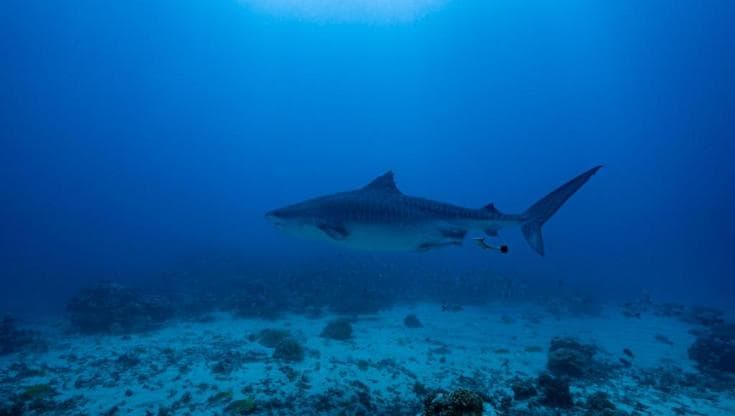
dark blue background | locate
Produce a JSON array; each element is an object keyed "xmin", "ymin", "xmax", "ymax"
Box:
[{"xmin": 2, "ymin": 0, "xmax": 734, "ymax": 314}]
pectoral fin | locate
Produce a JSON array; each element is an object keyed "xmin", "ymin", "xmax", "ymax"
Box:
[{"xmin": 318, "ymin": 222, "xmax": 350, "ymax": 240}]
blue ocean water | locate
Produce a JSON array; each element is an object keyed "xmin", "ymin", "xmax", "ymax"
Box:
[{"xmin": 1, "ymin": 1, "xmax": 734, "ymax": 415}]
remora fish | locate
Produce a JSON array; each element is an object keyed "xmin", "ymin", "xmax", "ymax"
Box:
[{"xmin": 265, "ymin": 166, "xmax": 601, "ymax": 255}]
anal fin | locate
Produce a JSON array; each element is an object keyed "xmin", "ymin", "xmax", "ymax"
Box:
[{"xmin": 417, "ymin": 241, "xmax": 463, "ymax": 252}]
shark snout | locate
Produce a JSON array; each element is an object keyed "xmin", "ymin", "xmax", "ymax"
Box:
[{"xmin": 265, "ymin": 209, "xmax": 286, "ymax": 227}]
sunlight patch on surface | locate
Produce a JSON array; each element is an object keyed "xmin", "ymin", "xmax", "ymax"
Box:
[{"xmin": 239, "ymin": 0, "xmax": 449, "ymax": 23}]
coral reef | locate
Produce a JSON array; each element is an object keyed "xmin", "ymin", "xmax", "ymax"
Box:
[
  {"xmin": 207, "ymin": 390, "xmax": 233, "ymax": 405},
  {"xmin": 0, "ymin": 316, "xmax": 39, "ymax": 355},
  {"xmin": 547, "ymin": 337, "xmax": 599, "ymax": 379},
  {"xmin": 0, "ymin": 383, "xmax": 84, "ymax": 416},
  {"xmin": 307, "ymin": 381, "xmax": 378, "ymax": 415},
  {"xmin": 688, "ymin": 323, "xmax": 735, "ymax": 375},
  {"xmin": 584, "ymin": 392, "xmax": 624, "ymax": 416},
  {"xmin": 537, "ymin": 373, "xmax": 573, "ymax": 408},
  {"xmin": 211, "ymin": 350, "xmax": 245, "ymax": 375},
  {"xmin": 2, "ymin": 300, "xmax": 735, "ymax": 415},
  {"xmin": 273, "ymin": 338, "xmax": 305, "ymax": 362},
  {"xmin": 225, "ymin": 397, "xmax": 256, "ymax": 415},
  {"xmin": 404, "ymin": 314, "xmax": 423, "ymax": 328},
  {"xmin": 682, "ymin": 306, "xmax": 725, "ymax": 327},
  {"xmin": 320, "ymin": 318, "xmax": 353, "ymax": 340},
  {"xmin": 66, "ymin": 282, "xmax": 173, "ymax": 333},
  {"xmin": 511, "ymin": 377, "xmax": 537, "ymax": 401},
  {"xmin": 651, "ymin": 301, "xmax": 685, "ymax": 319},
  {"xmin": 423, "ymin": 388, "xmax": 484, "ymax": 416},
  {"xmin": 252, "ymin": 329, "xmax": 291, "ymax": 348},
  {"xmin": 124, "ymin": 254, "xmax": 558, "ymax": 319},
  {"xmin": 116, "ymin": 351, "xmax": 142, "ymax": 371},
  {"xmin": 649, "ymin": 301, "xmax": 725, "ymax": 329},
  {"xmin": 21, "ymin": 384, "xmax": 57, "ymax": 401}
]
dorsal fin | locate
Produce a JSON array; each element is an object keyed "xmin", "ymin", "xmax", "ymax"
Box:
[{"xmin": 362, "ymin": 171, "xmax": 401, "ymax": 193}]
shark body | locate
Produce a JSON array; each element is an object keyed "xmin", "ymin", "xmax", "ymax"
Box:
[{"xmin": 265, "ymin": 166, "xmax": 601, "ymax": 255}]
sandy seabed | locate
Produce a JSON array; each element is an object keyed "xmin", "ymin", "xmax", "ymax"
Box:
[{"xmin": 2, "ymin": 303, "xmax": 734, "ymax": 415}]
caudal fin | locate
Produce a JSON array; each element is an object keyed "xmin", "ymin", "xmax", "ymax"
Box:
[{"xmin": 521, "ymin": 166, "xmax": 602, "ymax": 256}]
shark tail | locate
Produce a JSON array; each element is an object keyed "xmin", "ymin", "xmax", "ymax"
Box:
[{"xmin": 521, "ymin": 166, "xmax": 603, "ymax": 256}]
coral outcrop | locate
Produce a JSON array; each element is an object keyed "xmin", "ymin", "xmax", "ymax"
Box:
[
  {"xmin": 253, "ymin": 329, "xmax": 291, "ymax": 348},
  {"xmin": 404, "ymin": 314, "xmax": 423, "ymax": 328},
  {"xmin": 511, "ymin": 377, "xmax": 537, "ymax": 401},
  {"xmin": 273, "ymin": 338, "xmax": 305, "ymax": 362},
  {"xmin": 688, "ymin": 323, "xmax": 735, "ymax": 375},
  {"xmin": 547, "ymin": 337, "xmax": 599, "ymax": 379},
  {"xmin": 584, "ymin": 391, "xmax": 625, "ymax": 416},
  {"xmin": 537, "ymin": 373, "xmax": 573, "ymax": 408},
  {"xmin": 320, "ymin": 319, "xmax": 353, "ymax": 341},
  {"xmin": 423, "ymin": 388, "xmax": 484, "ymax": 416}
]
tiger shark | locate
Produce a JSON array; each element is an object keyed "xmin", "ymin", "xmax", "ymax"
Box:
[{"xmin": 265, "ymin": 166, "xmax": 601, "ymax": 255}]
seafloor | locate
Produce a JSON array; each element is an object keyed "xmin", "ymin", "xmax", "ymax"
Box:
[{"xmin": 1, "ymin": 301, "xmax": 734, "ymax": 415}]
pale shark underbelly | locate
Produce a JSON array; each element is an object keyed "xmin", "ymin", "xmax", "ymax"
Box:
[{"xmin": 330, "ymin": 221, "xmax": 477, "ymax": 251}]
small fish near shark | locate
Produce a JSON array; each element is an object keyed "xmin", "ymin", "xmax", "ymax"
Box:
[{"xmin": 266, "ymin": 166, "xmax": 602, "ymax": 255}]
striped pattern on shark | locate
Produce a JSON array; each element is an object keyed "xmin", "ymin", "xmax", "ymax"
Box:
[{"xmin": 266, "ymin": 166, "xmax": 602, "ymax": 255}]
